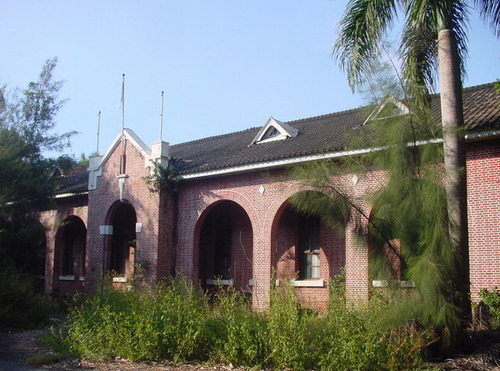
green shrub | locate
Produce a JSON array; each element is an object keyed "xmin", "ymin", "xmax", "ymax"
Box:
[
  {"xmin": 0, "ymin": 259, "xmax": 53, "ymax": 330},
  {"xmin": 480, "ymin": 288, "xmax": 500, "ymax": 328},
  {"xmin": 65, "ymin": 277, "xmax": 211, "ymax": 361},
  {"xmin": 266, "ymin": 283, "xmax": 313, "ymax": 370},
  {"xmin": 210, "ymin": 287, "xmax": 268, "ymax": 367},
  {"xmin": 54, "ymin": 275, "xmax": 430, "ymax": 370}
]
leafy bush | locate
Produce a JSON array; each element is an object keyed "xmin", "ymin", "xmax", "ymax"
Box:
[
  {"xmin": 0, "ymin": 258, "xmax": 53, "ymax": 330},
  {"xmin": 210, "ymin": 287, "xmax": 268, "ymax": 367},
  {"xmin": 266, "ymin": 283, "xmax": 312, "ymax": 370},
  {"xmin": 65, "ymin": 277, "xmax": 211, "ymax": 361},
  {"xmin": 54, "ymin": 276, "xmax": 430, "ymax": 370},
  {"xmin": 480, "ymin": 288, "xmax": 500, "ymax": 328}
]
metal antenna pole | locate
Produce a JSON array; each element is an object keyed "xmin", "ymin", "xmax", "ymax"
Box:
[
  {"xmin": 160, "ymin": 91, "xmax": 164, "ymax": 142},
  {"xmin": 96, "ymin": 111, "xmax": 101, "ymax": 154}
]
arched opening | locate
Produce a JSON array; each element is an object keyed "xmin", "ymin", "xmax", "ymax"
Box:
[
  {"xmin": 197, "ymin": 200, "xmax": 253, "ymax": 292},
  {"xmin": 106, "ymin": 201, "xmax": 137, "ymax": 279},
  {"xmin": 56, "ymin": 216, "xmax": 87, "ymax": 279},
  {"xmin": 271, "ymin": 191, "xmax": 345, "ymax": 309}
]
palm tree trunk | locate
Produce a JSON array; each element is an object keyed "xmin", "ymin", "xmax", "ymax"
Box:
[{"xmin": 438, "ymin": 29, "xmax": 471, "ymax": 323}]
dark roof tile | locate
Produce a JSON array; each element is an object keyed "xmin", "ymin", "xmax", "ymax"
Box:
[{"xmin": 171, "ymin": 82, "xmax": 499, "ymax": 175}]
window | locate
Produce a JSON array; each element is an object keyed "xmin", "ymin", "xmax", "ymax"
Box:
[
  {"xmin": 262, "ymin": 126, "xmax": 279, "ymax": 140},
  {"xmin": 60, "ymin": 218, "xmax": 86, "ymax": 278},
  {"xmin": 214, "ymin": 216, "xmax": 232, "ymax": 279},
  {"xmin": 298, "ymin": 215, "xmax": 320, "ymax": 279},
  {"xmin": 111, "ymin": 228, "xmax": 134, "ymax": 275}
]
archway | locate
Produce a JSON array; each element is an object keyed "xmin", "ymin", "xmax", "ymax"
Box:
[
  {"xmin": 106, "ymin": 201, "xmax": 137, "ymax": 279},
  {"xmin": 56, "ymin": 216, "xmax": 87, "ymax": 279},
  {"xmin": 271, "ymin": 191, "xmax": 345, "ymax": 309},
  {"xmin": 197, "ymin": 200, "xmax": 253, "ymax": 292}
]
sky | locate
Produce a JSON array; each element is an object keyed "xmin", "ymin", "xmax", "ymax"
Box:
[{"xmin": 1, "ymin": 1, "xmax": 499, "ymax": 159}]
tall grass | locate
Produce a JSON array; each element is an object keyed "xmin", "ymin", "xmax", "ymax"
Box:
[{"xmin": 53, "ymin": 277, "xmax": 431, "ymax": 370}]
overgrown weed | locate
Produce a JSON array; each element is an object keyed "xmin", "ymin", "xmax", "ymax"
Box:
[{"xmin": 51, "ymin": 275, "xmax": 431, "ymax": 370}]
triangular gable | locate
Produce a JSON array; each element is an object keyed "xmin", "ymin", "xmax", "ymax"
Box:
[
  {"xmin": 250, "ymin": 117, "xmax": 299, "ymax": 145},
  {"xmin": 363, "ymin": 96, "xmax": 410, "ymax": 125},
  {"xmin": 87, "ymin": 128, "xmax": 154, "ymax": 190},
  {"xmin": 95, "ymin": 128, "xmax": 152, "ymax": 170}
]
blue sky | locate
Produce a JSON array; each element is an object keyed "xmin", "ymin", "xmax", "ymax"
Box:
[{"xmin": 1, "ymin": 1, "xmax": 499, "ymax": 159}]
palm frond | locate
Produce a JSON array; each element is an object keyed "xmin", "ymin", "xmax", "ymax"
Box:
[
  {"xmin": 475, "ymin": 0, "xmax": 500, "ymax": 37},
  {"xmin": 334, "ymin": 0, "xmax": 399, "ymax": 91},
  {"xmin": 402, "ymin": 0, "xmax": 469, "ymax": 89}
]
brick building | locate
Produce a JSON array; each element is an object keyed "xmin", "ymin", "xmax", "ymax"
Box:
[{"xmin": 41, "ymin": 82, "xmax": 500, "ymax": 309}]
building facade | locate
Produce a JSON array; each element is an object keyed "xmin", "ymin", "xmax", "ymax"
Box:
[{"xmin": 41, "ymin": 83, "xmax": 500, "ymax": 309}]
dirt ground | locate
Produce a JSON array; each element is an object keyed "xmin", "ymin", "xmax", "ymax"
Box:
[{"xmin": 0, "ymin": 328, "xmax": 499, "ymax": 371}]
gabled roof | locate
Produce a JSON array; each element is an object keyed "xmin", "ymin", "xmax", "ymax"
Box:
[
  {"xmin": 54, "ymin": 82, "xmax": 499, "ymax": 191},
  {"xmin": 54, "ymin": 163, "xmax": 89, "ymax": 196},
  {"xmin": 170, "ymin": 82, "xmax": 499, "ymax": 177}
]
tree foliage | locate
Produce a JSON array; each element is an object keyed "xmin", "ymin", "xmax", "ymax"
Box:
[
  {"xmin": 333, "ymin": 0, "xmax": 498, "ymax": 94},
  {"xmin": 0, "ymin": 58, "xmax": 74, "ymax": 277},
  {"xmin": 289, "ymin": 78, "xmax": 465, "ymax": 343}
]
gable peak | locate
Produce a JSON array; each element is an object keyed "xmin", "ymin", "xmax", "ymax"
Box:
[
  {"xmin": 363, "ymin": 95, "xmax": 410, "ymax": 125},
  {"xmin": 250, "ymin": 117, "xmax": 299, "ymax": 145}
]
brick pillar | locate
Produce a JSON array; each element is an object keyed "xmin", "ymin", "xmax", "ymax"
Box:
[
  {"xmin": 345, "ymin": 217, "xmax": 369, "ymax": 303},
  {"xmin": 252, "ymin": 223, "xmax": 271, "ymax": 310}
]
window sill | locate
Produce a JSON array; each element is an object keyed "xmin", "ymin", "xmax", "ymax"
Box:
[
  {"xmin": 290, "ymin": 279, "xmax": 325, "ymax": 287},
  {"xmin": 206, "ymin": 278, "xmax": 233, "ymax": 286},
  {"xmin": 372, "ymin": 280, "xmax": 415, "ymax": 288},
  {"xmin": 112, "ymin": 277, "xmax": 127, "ymax": 283},
  {"xmin": 59, "ymin": 275, "xmax": 75, "ymax": 281}
]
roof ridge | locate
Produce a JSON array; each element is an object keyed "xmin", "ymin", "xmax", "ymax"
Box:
[
  {"xmin": 171, "ymin": 82, "xmax": 496, "ymax": 148},
  {"xmin": 285, "ymin": 106, "xmax": 366, "ymax": 125},
  {"xmin": 171, "ymin": 126, "xmax": 259, "ymax": 147},
  {"xmin": 462, "ymin": 81, "xmax": 496, "ymax": 92}
]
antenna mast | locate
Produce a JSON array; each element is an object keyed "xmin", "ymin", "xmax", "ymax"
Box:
[
  {"xmin": 120, "ymin": 73, "xmax": 125, "ymax": 134},
  {"xmin": 96, "ymin": 111, "xmax": 101, "ymax": 154},
  {"xmin": 160, "ymin": 91, "xmax": 164, "ymax": 141}
]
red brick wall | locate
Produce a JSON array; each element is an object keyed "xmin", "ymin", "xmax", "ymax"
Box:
[
  {"xmin": 86, "ymin": 137, "xmax": 162, "ymax": 288},
  {"xmin": 40, "ymin": 195, "xmax": 88, "ymax": 296},
  {"xmin": 176, "ymin": 168, "xmax": 383, "ymax": 308},
  {"xmin": 466, "ymin": 138, "xmax": 500, "ymax": 300},
  {"xmin": 43, "ymin": 135, "xmax": 500, "ymax": 309}
]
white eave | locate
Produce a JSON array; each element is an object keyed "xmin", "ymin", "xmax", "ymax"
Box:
[
  {"xmin": 181, "ymin": 127, "xmax": 499, "ymax": 181},
  {"xmin": 465, "ymin": 129, "xmax": 500, "ymax": 141},
  {"xmin": 53, "ymin": 191, "xmax": 89, "ymax": 199},
  {"xmin": 180, "ymin": 138, "xmax": 445, "ymax": 180}
]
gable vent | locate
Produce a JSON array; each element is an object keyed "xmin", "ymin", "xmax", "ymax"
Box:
[{"xmin": 250, "ymin": 117, "xmax": 299, "ymax": 145}]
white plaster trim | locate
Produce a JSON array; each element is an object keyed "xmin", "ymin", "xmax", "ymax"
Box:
[
  {"xmin": 53, "ymin": 191, "xmax": 88, "ymax": 199},
  {"xmin": 59, "ymin": 275, "xmax": 75, "ymax": 281},
  {"xmin": 100, "ymin": 225, "xmax": 113, "ymax": 235},
  {"xmin": 250, "ymin": 117, "xmax": 299, "ymax": 145},
  {"xmin": 206, "ymin": 278, "xmax": 233, "ymax": 286},
  {"xmin": 290, "ymin": 279, "xmax": 325, "ymax": 287},
  {"xmin": 363, "ymin": 96, "xmax": 410, "ymax": 125},
  {"xmin": 465, "ymin": 130, "xmax": 500, "ymax": 141},
  {"xmin": 89, "ymin": 128, "xmax": 152, "ymax": 176},
  {"xmin": 112, "ymin": 277, "xmax": 127, "ymax": 283},
  {"xmin": 372, "ymin": 280, "xmax": 415, "ymax": 288}
]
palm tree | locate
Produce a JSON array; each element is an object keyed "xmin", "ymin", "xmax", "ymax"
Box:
[{"xmin": 334, "ymin": 1, "xmax": 499, "ymax": 329}]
